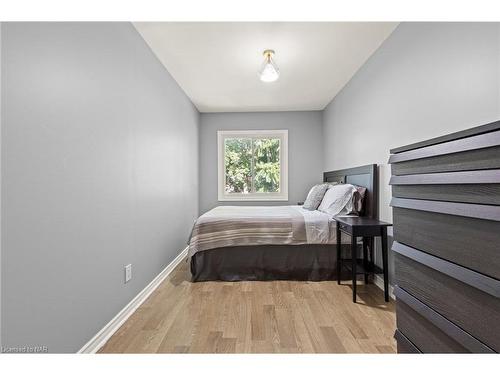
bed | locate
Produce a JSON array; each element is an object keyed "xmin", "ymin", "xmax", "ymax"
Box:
[{"xmin": 189, "ymin": 164, "xmax": 378, "ymax": 281}]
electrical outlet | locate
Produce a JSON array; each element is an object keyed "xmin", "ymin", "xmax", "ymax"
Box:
[{"xmin": 125, "ymin": 264, "xmax": 132, "ymax": 283}]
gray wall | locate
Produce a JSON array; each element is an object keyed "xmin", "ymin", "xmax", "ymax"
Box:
[
  {"xmin": 323, "ymin": 22, "xmax": 500, "ymax": 282},
  {"xmin": 1, "ymin": 23, "xmax": 199, "ymax": 353},
  {"xmin": 0, "ymin": 22, "xmax": 3, "ymax": 350},
  {"xmin": 2, "ymin": 21, "xmax": 499, "ymax": 351},
  {"xmin": 199, "ymin": 111, "xmax": 323, "ymax": 214}
]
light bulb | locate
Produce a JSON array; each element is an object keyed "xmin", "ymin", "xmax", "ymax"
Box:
[{"xmin": 259, "ymin": 50, "xmax": 279, "ymax": 82}]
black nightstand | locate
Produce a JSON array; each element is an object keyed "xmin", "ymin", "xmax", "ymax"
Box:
[{"xmin": 335, "ymin": 216, "xmax": 392, "ymax": 303}]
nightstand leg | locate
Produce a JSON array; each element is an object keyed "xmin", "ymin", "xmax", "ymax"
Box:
[
  {"xmin": 362, "ymin": 237, "xmax": 369, "ymax": 284},
  {"xmin": 381, "ymin": 227, "xmax": 389, "ymax": 302},
  {"xmin": 351, "ymin": 235, "xmax": 357, "ymax": 303},
  {"xmin": 336, "ymin": 222, "xmax": 341, "ymax": 285},
  {"xmin": 369, "ymin": 237, "xmax": 374, "ymax": 267}
]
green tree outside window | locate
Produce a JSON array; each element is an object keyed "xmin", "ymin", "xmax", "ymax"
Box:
[{"xmin": 224, "ymin": 137, "xmax": 280, "ymax": 194}]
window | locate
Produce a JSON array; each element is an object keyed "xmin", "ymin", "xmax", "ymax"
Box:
[{"xmin": 218, "ymin": 130, "xmax": 288, "ymax": 201}]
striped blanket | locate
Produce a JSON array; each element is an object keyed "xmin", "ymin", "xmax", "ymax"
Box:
[{"xmin": 188, "ymin": 205, "xmax": 337, "ymax": 257}]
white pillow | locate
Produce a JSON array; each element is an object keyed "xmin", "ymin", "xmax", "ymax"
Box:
[{"xmin": 318, "ymin": 184, "xmax": 358, "ymax": 216}]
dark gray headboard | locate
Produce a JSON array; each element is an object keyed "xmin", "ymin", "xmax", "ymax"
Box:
[{"xmin": 323, "ymin": 164, "xmax": 378, "ymax": 219}]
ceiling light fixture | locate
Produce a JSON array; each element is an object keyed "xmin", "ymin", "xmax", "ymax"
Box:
[{"xmin": 259, "ymin": 49, "xmax": 280, "ymax": 83}]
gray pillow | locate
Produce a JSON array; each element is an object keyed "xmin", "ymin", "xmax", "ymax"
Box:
[{"xmin": 303, "ymin": 184, "xmax": 330, "ymax": 210}]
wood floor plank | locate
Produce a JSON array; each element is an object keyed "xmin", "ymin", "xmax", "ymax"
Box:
[
  {"xmin": 294, "ymin": 297, "xmax": 339, "ymax": 353},
  {"xmin": 320, "ymin": 326, "xmax": 347, "ymax": 353},
  {"xmin": 262, "ymin": 305, "xmax": 281, "ymax": 352},
  {"xmin": 376, "ymin": 345, "xmax": 394, "ymax": 354},
  {"xmin": 234, "ymin": 290, "xmax": 252, "ymax": 352},
  {"xmin": 274, "ymin": 306, "xmax": 299, "ymax": 350},
  {"xmin": 250, "ymin": 291, "xmax": 265, "ymax": 341},
  {"xmin": 98, "ymin": 258, "xmax": 396, "ymax": 354}
]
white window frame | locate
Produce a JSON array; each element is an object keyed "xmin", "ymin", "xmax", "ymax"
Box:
[{"xmin": 217, "ymin": 129, "xmax": 288, "ymax": 201}]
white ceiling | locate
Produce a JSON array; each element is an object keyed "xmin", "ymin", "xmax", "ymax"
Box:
[{"xmin": 133, "ymin": 22, "xmax": 398, "ymax": 113}]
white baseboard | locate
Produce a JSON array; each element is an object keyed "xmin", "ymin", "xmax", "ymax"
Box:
[
  {"xmin": 78, "ymin": 246, "xmax": 188, "ymax": 353},
  {"xmin": 372, "ymin": 274, "xmax": 396, "ymax": 301}
]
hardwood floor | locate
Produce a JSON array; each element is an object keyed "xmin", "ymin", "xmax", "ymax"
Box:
[{"xmin": 98, "ymin": 259, "xmax": 396, "ymax": 353}]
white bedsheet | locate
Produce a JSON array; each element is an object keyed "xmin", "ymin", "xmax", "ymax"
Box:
[
  {"xmin": 290, "ymin": 205, "xmax": 332, "ymax": 243},
  {"xmin": 290, "ymin": 205, "xmax": 353, "ymax": 244},
  {"xmin": 188, "ymin": 205, "xmax": 352, "ymax": 256}
]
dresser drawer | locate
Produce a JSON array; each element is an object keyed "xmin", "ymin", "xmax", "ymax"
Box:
[
  {"xmin": 389, "ymin": 129, "xmax": 500, "ymax": 176},
  {"xmin": 392, "ymin": 204, "xmax": 500, "ymax": 279},
  {"xmin": 390, "ymin": 169, "xmax": 500, "ymax": 205},
  {"xmin": 391, "ymin": 146, "xmax": 500, "ymax": 175},
  {"xmin": 392, "ymin": 184, "xmax": 500, "ymax": 205},
  {"xmin": 395, "ymin": 287, "xmax": 494, "ymax": 353},
  {"xmin": 394, "ymin": 248, "xmax": 500, "ymax": 351},
  {"xmin": 394, "ymin": 330, "xmax": 421, "ymax": 354}
]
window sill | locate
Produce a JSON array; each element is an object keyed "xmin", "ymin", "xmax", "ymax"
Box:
[{"xmin": 218, "ymin": 195, "xmax": 289, "ymax": 202}]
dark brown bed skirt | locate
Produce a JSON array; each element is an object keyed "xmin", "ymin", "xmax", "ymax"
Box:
[{"xmin": 190, "ymin": 244, "xmax": 353, "ymax": 282}]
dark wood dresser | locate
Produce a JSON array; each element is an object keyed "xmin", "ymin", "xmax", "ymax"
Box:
[{"xmin": 388, "ymin": 120, "xmax": 500, "ymax": 354}]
